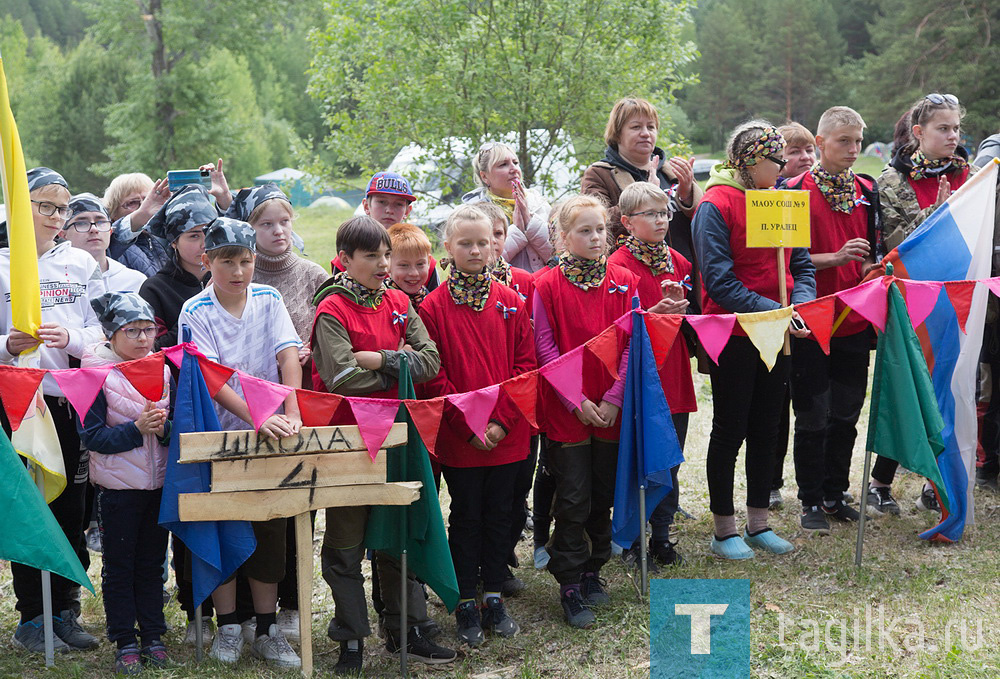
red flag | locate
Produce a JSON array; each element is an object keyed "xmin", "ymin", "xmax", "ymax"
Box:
[
  {"xmin": 944, "ymin": 280, "xmax": 976, "ymax": 334},
  {"xmin": 404, "ymin": 398, "xmax": 445, "ymax": 456},
  {"xmin": 796, "ymin": 297, "xmax": 835, "ymax": 354},
  {"xmin": 118, "ymin": 352, "xmax": 167, "ymax": 402},
  {"xmin": 295, "ymin": 389, "xmax": 343, "ymax": 427},
  {"xmin": 643, "ymin": 313, "xmax": 682, "ymax": 368},
  {"xmin": 500, "ymin": 372, "xmax": 539, "ymax": 429},
  {"xmin": 197, "ymin": 357, "xmax": 235, "ymax": 397},
  {"xmin": 586, "ymin": 326, "xmax": 620, "ymax": 379},
  {"xmin": 0, "ymin": 365, "xmax": 45, "ymax": 430}
]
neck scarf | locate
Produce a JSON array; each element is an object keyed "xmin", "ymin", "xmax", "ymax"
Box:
[
  {"xmin": 624, "ymin": 235, "xmax": 673, "ymax": 275},
  {"xmin": 559, "ymin": 252, "xmax": 607, "ymax": 290},
  {"xmin": 386, "ymin": 278, "xmax": 428, "ymax": 310},
  {"xmin": 811, "ymin": 164, "xmax": 858, "ymax": 214},
  {"xmin": 491, "ymin": 257, "xmax": 513, "ymax": 285},
  {"xmin": 488, "ymin": 192, "xmax": 516, "ymax": 223},
  {"xmin": 910, "ymin": 150, "xmax": 969, "ymax": 181},
  {"xmin": 447, "ymin": 266, "xmax": 492, "ymax": 311},
  {"xmin": 334, "ymin": 271, "xmax": 384, "ymax": 308}
]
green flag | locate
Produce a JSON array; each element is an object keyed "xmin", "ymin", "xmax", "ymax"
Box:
[
  {"xmin": 0, "ymin": 427, "xmax": 94, "ymax": 593},
  {"xmin": 865, "ymin": 280, "xmax": 949, "ymax": 512},
  {"xmin": 365, "ymin": 359, "xmax": 459, "ymax": 612}
]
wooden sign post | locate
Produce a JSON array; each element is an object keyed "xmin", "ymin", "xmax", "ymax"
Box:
[
  {"xmin": 177, "ymin": 423, "xmax": 418, "ymax": 677},
  {"xmin": 746, "ymin": 189, "xmax": 811, "ymax": 353}
]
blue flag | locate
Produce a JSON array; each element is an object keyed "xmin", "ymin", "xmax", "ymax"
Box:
[
  {"xmin": 158, "ymin": 329, "xmax": 256, "ymax": 607},
  {"xmin": 612, "ymin": 312, "xmax": 684, "ymax": 548}
]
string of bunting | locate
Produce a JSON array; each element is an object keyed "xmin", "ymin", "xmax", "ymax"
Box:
[{"xmin": 0, "ymin": 274, "xmax": 994, "ymax": 459}]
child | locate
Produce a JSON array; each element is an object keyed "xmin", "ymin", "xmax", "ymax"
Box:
[
  {"xmin": 177, "ymin": 217, "xmax": 303, "ymax": 669},
  {"xmin": 418, "ymin": 204, "xmax": 537, "ymax": 646},
  {"xmin": 533, "ymin": 194, "xmax": 639, "ymax": 629},
  {"xmin": 608, "ymin": 181, "xmax": 695, "ymax": 566},
  {"xmin": 78, "ymin": 293, "xmax": 172, "ymax": 674},
  {"xmin": 310, "ymin": 216, "xmax": 455, "ymax": 674},
  {"xmin": 387, "ymin": 222, "xmax": 434, "ymax": 311},
  {"xmin": 692, "ymin": 122, "xmax": 815, "ymax": 560},
  {"xmin": 62, "ymin": 194, "xmax": 147, "ymax": 293},
  {"xmin": 1, "ymin": 167, "xmax": 104, "ymax": 654}
]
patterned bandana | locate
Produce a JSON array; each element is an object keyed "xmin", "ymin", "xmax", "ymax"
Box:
[
  {"xmin": 909, "ymin": 150, "xmax": 969, "ymax": 181},
  {"xmin": 728, "ymin": 126, "xmax": 786, "ymax": 168},
  {"xmin": 488, "ymin": 192, "xmax": 516, "ymax": 223},
  {"xmin": 333, "ymin": 271, "xmax": 384, "ymax": 308},
  {"xmin": 148, "ymin": 184, "xmax": 218, "ymax": 243},
  {"xmin": 91, "ymin": 292, "xmax": 156, "ymax": 338},
  {"xmin": 386, "ymin": 277, "xmax": 428, "ymax": 310},
  {"xmin": 447, "ymin": 266, "xmax": 492, "ymax": 311},
  {"xmin": 204, "ymin": 217, "xmax": 256, "ymax": 253},
  {"xmin": 491, "ymin": 257, "xmax": 512, "ymax": 285},
  {"xmin": 67, "ymin": 193, "xmax": 110, "ymax": 221},
  {"xmin": 811, "ymin": 164, "xmax": 858, "ymax": 214},
  {"xmin": 224, "ymin": 183, "xmax": 290, "ymax": 222},
  {"xmin": 559, "ymin": 252, "xmax": 607, "ymax": 290},
  {"xmin": 27, "ymin": 167, "xmax": 68, "ymax": 192},
  {"xmin": 624, "ymin": 235, "xmax": 673, "ymax": 275}
]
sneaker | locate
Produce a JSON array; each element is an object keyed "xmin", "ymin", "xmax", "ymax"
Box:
[
  {"xmin": 533, "ymin": 545, "xmax": 550, "ymax": 569},
  {"xmin": 12, "ymin": 615, "xmax": 72, "ymax": 654},
  {"xmin": 709, "ymin": 534, "xmax": 754, "ymax": 560},
  {"xmin": 867, "ymin": 486, "xmax": 900, "ymax": 516},
  {"xmin": 141, "ymin": 642, "xmax": 170, "ymax": 668},
  {"xmin": 85, "ymin": 526, "xmax": 103, "ymax": 553},
  {"xmin": 481, "ymin": 597, "xmax": 519, "ymax": 638},
  {"xmin": 916, "ymin": 487, "xmax": 941, "ymax": 513},
  {"xmin": 649, "ymin": 538, "xmax": 684, "ymax": 566},
  {"xmin": 744, "ymin": 528, "xmax": 795, "ymax": 555},
  {"xmin": 251, "ymin": 624, "xmax": 301, "ymax": 669},
  {"xmin": 455, "ymin": 600, "xmax": 484, "ymax": 647},
  {"xmin": 334, "ymin": 639, "xmax": 364, "ymax": 676},
  {"xmin": 500, "ymin": 575, "xmax": 526, "ymax": 597},
  {"xmin": 580, "ymin": 572, "xmax": 609, "ymax": 606},
  {"xmin": 822, "ymin": 499, "xmax": 861, "ymax": 522},
  {"xmin": 843, "ymin": 490, "xmax": 855, "ymax": 504},
  {"xmin": 276, "ymin": 609, "xmax": 299, "ymax": 642},
  {"xmin": 800, "ymin": 506, "xmax": 831, "ymax": 535},
  {"xmin": 240, "ymin": 616, "xmax": 256, "ymax": 645},
  {"xmin": 975, "ymin": 469, "xmax": 999, "ymax": 493},
  {"xmin": 184, "ymin": 618, "xmax": 214, "ymax": 646},
  {"xmin": 768, "ymin": 489, "xmax": 783, "ymax": 510},
  {"xmin": 418, "ymin": 619, "xmax": 442, "ymax": 640},
  {"xmin": 53, "ymin": 610, "xmax": 99, "ymax": 649},
  {"xmin": 621, "ymin": 543, "xmax": 660, "ymax": 575},
  {"xmin": 208, "ymin": 623, "xmax": 244, "ymax": 664},
  {"xmin": 115, "ymin": 644, "xmax": 143, "ymax": 675},
  {"xmin": 560, "ymin": 588, "xmax": 596, "ymax": 629},
  {"xmin": 385, "ymin": 625, "xmax": 456, "ymax": 664}
]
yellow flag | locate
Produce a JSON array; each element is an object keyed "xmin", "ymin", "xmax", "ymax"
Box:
[
  {"xmin": 12, "ymin": 387, "xmax": 66, "ymax": 503},
  {"xmin": 736, "ymin": 307, "xmax": 794, "ymax": 371}
]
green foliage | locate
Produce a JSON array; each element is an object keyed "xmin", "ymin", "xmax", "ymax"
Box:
[{"xmin": 1, "ymin": 0, "xmax": 89, "ymax": 44}]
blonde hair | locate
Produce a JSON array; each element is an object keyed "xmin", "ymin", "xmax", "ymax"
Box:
[
  {"xmin": 618, "ymin": 182, "xmax": 669, "ymax": 218},
  {"xmin": 816, "ymin": 106, "xmax": 866, "ymax": 137},
  {"xmin": 605, "ymin": 97, "xmax": 660, "ymax": 147},
  {"xmin": 556, "ymin": 194, "xmax": 607, "ymax": 234},
  {"xmin": 103, "ymin": 173, "xmax": 154, "ymax": 218},
  {"xmin": 442, "ymin": 204, "xmax": 492, "ymax": 242},
  {"xmin": 777, "ymin": 122, "xmax": 815, "ymax": 149},
  {"xmin": 388, "ymin": 222, "xmax": 432, "ymax": 259},
  {"xmin": 247, "ymin": 197, "xmax": 295, "ymax": 226},
  {"xmin": 472, "ymin": 142, "xmax": 517, "ymax": 187},
  {"xmin": 471, "ymin": 202, "xmax": 509, "ymax": 234}
]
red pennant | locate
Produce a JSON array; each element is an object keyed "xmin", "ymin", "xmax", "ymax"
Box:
[
  {"xmin": 586, "ymin": 327, "xmax": 620, "ymax": 379},
  {"xmin": 944, "ymin": 281, "xmax": 977, "ymax": 334},
  {"xmin": 404, "ymin": 398, "xmax": 445, "ymax": 457},
  {"xmin": 500, "ymin": 372, "xmax": 539, "ymax": 429},
  {"xmin": 0, "ymin": 366, "xmax": 46, "ymax": 431},
  {"xmin": 347, "ymin": 397, "xmax": 401, "ymax": 460},
  {"xmin": 295, "ymin": 389, "xmax": 343, "ymax": 427},
  {"xmin": 795, "ymin": 297, "xmax": 835, "ymax": 354},
  {"xmin": 447, "ymin": 385, "xmax": 500, "ymax": 445},
  {"xmin": 643, "ymin": 313, "xmax": 682, "ymax": 367},
  {"xmin": 197, "ymin": 357, "xmax": 235, "ymax": 397},
  {"xmin": 118, "ymin": 352, "xmax": 167, "ymax": 402}
]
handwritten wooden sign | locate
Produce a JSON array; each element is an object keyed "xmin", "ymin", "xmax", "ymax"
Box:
[{"xmin": 745, "ymin": 189, "xmax": 811, "ymax": 248}]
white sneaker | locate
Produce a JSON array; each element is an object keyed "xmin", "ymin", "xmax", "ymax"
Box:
[
  {"xmin": 209, "ymin": 623, "xmax": 244, "ymax": 664},
  {"xmin": 240, "ymin": 616, "xmax": 256, "ymax": 645},
  {"xmin": 251, "ymin": 624, "xmax": 301, "ymax": 668},
  {"xmin": 184, "ymin": 618, "xmax": 214, "ymax": 646},
  {"xmin": 276, "ymin": 609, "xmax": 300, "ymax": 642}
]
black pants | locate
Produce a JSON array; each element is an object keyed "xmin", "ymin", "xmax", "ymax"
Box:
[
  {"xmin": 507, "ymin": 438, "xmax": 538, "ymax": 558},
  {"xmin": 979, "ymin": 314, "xmax": 1000, "ymax": 476},
  {"xmin": 8, "ymin": 396, "xmax": 89, "ymax": 622},
  {"xmin": 97, "ymin": 486, "xmax": 169, "ymax": 646},
  {"xmin": 706, "ymin": 336, "xmax": 789, "ymax": 516},
  {"xmin": 770, "ymin": 388, "xmax": 792, "ymax": 490},
  {"xmin": 532, "ymin": 436, "xmax": 558, "ymax": 547},
  {"xmin": 790, "ymin": 333, "xmax": 871, "ymax": 506},
  {"xmin": 547, "ymin": 438, "xmax": 618, "ymax": 585},
  {"xmin": 646, "ymin": 413, "xmax": 688, "ymax": 542},
  {"xmin": 442, "ymin": 461, "xmax": 519, "ymax": 599}
]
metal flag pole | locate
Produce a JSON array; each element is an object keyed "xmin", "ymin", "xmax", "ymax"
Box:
[
  {"xmin": 35, "ymin": 469, "xmax": 55, "ymax": 667},
  {"xmin": 194, "ymin": 604, "xmax": 203, "ymax": 662},
  {"xmin": 399, "ymin": 355, "xmax": 409, "ymax": 678},
  {"xmin": 638, "ymin": 485, "xmax": 648, "ymax": 596},
  {"xmin": 855, "ymin": 448, "xmax": 874, "ymax": 567}
]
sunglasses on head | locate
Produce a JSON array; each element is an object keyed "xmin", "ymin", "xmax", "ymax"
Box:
[{"xmin": 924, "ymin": 93, "xmax": 958, "ymax": 106}]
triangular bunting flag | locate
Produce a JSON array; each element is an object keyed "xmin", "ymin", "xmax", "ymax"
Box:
[
  {"xmin": 0, "ymin": 365, "xmax": 45, "ymax": 431},
  {"xmin": 447, "ymin": 385, "xmax": 500, "ymax": 445},
  {"xmin": 404, "ymin": 398, "xmax": 445, "ymax": 456},
  {"xmin": 983, "ymin": 277, "xmax": 1000, "ymax": 303},
  {"xmin": 614, "ymin": 310, "xmax": 636, "ymax": 333},
  {"xmin": 736, "ymin": 307, "xmax": 794, "ymax": 371},
  {"xmin": 836, "ymin": 278, "xmax": 887, "ymax": 331},
  {"xmin": 347, "ymin": 397, "xmax": 401, "ymax": 461},
  {"xmin": 586, "ymin": 327, "xmax": 620, "ymax": 379},
  {"xmin": 295, "ymin": 389, "xmax": 343, "ymax": 427},
  {"xmin": 898, "ymin": 279, "xmax": 944, "ymax": 329},
  {"xmin": 943, "ymin": 280, "xmax": 977, "ymax": 334},
  {"xmin": 643, "ymin": 313, "xmax": 682, "ymax": 367},
  {"xmin": 197, "ymin": 357, "xmax": 235, "ymax": 397},
  {"xmin": 795, "ymin": 297, "xmax": 834, "ymax": 354},
  {"xmin": 239, "ymin": 373, "xmax": 294, "ymax": 432},
  {"xmin": 501, "ymin": 372, "xmax": 539, "ymax": 429},
  {"xmin": 50, "ymin": 366, "xmax": 113, "ymax": 422},
  {"xmin": 163, "ymin": 344, "xmax": 187, "ymax": 368},
  {"xmin": 539, "ymin": 348, "xmax": 585, "ymax": 410},
  {"xmin": 685, "ymin": 314, "xmax": 736, "ymax": 365},
  {"xmin": 118, "ymin": 352, "xmax": 167, "ymax": 402}
]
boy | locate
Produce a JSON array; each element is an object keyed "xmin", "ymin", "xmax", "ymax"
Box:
[
  {"xmin": 608, "ymin": 182, "xmax": 695, "ymax": 566},
  {"xmin": 386, "ymin": 222, "xmax": 434, "ymax": 311},
  {"xmin": 177, "ymin": 217, "xmax": 303, "ymax": 668},
  {"xmin": 784, "ymin": 107, "xmax": 881, "ymax": 534},
  {"xmin": 311, "ymin": 216, "xmax": 455, "ymax": 674},
  {"xmin": 62, "ymin": 194, "xmax": 147, "ymax": 294}
]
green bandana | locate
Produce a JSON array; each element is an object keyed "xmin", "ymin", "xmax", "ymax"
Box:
[
  {"xmin": 447, "ymin": 266, "xmax": 492, "ymax": 311},
  {"xmin": 811, "ymin": 164, "xmax": 858, "ymax": 214},
  {"xmin": 625, "ymin": 235, "xmax": 673, "ymax": 275},
  {"xmin": 386, "ymin": 277, "xmax": 428, "ymax": 310},
  {"xmin": 909, "ymin": 150, "xmax": 969, "ymax": 181},
  {"xmin": 559, "ymin": 252, "xmax": 607, "ymax": 290},
  {"xmin": 333, "ymin": 271, "xmax": 384, "ymax": 308}
]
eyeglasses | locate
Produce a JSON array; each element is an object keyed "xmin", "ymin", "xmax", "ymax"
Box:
[
  {"xmin": 628, "ymin": 210, "xmax": 670, "ymax": 221},
  {"xmin": 66, "ymin": 219, "xmax": 112, "ymax": 233},
  {"xmin": 766, "ymin": 155, "xmax": 788, "ymax": 171},
  {"xmin": 925, "ymin": 93, "xmax": 959, "ymax": 106},
  {"xmin": 121, "ymin": 327, "xmax": 158, "ymax": 339},
  {"xmin": 120, "ymin": 198, "xmax": 143, "ymax": 212},
  {"xmin": 31, "ymin": 200, "xmax": 71, "ymax": 218}
]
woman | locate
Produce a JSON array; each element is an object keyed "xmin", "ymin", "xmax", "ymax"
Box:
[
  {"xmin": 461, "ymin": 142, "xmax": 553, "ymax": 272},
  {"xmin": 104, "ymin": 173, "xmax": 170, "ymax": 277}
]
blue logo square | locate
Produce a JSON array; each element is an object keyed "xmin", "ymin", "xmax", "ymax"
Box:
[{"xmin": 650, "ymin": 579, "xmax": 751, "ymax": 678}]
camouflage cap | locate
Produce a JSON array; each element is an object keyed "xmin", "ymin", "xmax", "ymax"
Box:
[
  {"xmin": 91, "ymin": 292, "xmax": 156, "ymax": 338},
  {"xmin": 66, "ymin": 193, "xmax": 110, "ymax": 225},
  {"xmin": 26, "ymin": 167, "xmax": 68, "ymax": 192},
  {"xmin": 204, "ymin": 216, "xmax": 256, "ymax": 253},
  {"xmin": 147, "ymin": 184, "xmax": 218, "ymax": 243},
  {"xmin": 224, "ymin": 183, "xmax": 290, "ymax": 222}
]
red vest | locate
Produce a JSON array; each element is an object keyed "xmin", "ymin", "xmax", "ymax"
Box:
[
  {"xmin": 509, "ymin": 266, "xmax": 535, "ymax": 317},
  {"xmin": 908, "ymin": 167, "xmax": 971, "ymax": 210}
]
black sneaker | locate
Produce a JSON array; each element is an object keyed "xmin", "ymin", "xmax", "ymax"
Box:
[
  {"xmin": 916, "ymin": 487, "xmax": 941, "ymax": 513},
  {"xmin": 53, "ymin": 610, "xmax": 99, "ymax": 649},
  {"xmin": 560, "ymin": 588, "xmax": 596, "ymax": 629},
  {"xmin": 975, "ymin": 469, "xmax": 999, "ymax": 493},
  {"xmin": 141, "ymin": 642, "xmax": 170, "ymax": 668},
  {"xmin": 454, "ymin": 601, "xmax": 484, "ymax": 647},
  {"xmin": 334, "ymin": 639, "xmax": 363, "ymax": 676},
  {"xmin": 500, "ymin": 576, "xmax": 526, "ymax": 597},
  {"xmin": 580, "ymin": 572, "xmax": 609, "ymax": 606},
  {"xmin": 649, "ymin": 538, "xmax": 684, "ymax": 566},
  {"xmin": 480, "ymin": 597, "xmax": 519, "ymax": 638},
  {"xmin": 867, "ymin": 486, "xmax": 901, "ymax": 516},
  {"xmin": 768, "ymin": 489, "xmax": 784, "ymax": 510},
  {"xmin": 822, "ymin": 499, "xmax": 861, "ymax": 522},
  {"xmin": 800, "ymin": 505, "xmax": 831, "ymax": 534},
  {"xmin": 621, "ymin": 543, "xmax": 660, "ymax": 574},
  {"xmin": 115, "ymin": 644, "xmax": 143, "ymax": 675},
  {"xmin": 385, "ymin": 625, "xmax": 456, "ymax": 664}
]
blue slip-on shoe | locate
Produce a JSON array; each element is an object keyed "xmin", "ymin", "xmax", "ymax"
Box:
[
  {"xmin": 709, "ymin": 535, "xmax": 754, "ymax": 560},
  {"xmin": 743, "ymin": 528, "xmax": 795, "ymax": 555},
  {"xmin": 533, "ymin": 545, "xmax": 550, "ymax": 569}
]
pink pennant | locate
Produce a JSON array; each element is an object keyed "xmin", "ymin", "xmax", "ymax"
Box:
[
  {"xmin": 539, "ymin": 348, "xmax": 585, "ymax": 410},
  {"xmin": 346, "ymin": 397, "xmax": 401, "ymax": 461},
  {"xmin": 835, "ymin": 278, "xmax": 888, "ymax": 331},
  {"xmin": 685, "ymin": 314, "xmax": 736, "ymax": 365},
  {"xmin": 983, "ymin": 276, "xmax": 1000, "ymax": 300},
  {"xmin": 51, "ymin": 366, "xmax": 113, "ymax": 421},
  {"xmin": 447, "ymin": 385, "xmax": 500, "ymax": 445},
  {"xmin": 163, "ymin": 344, "xmax": 187, "ymax": 368},
  {"xmin": 614, "ymin": 309, "xmax": 637, "ymax": 333},
  {"xmin": 238, "ymin": 373, "xmax": 294, "ymax": 432},
  {"xmin": 898, "ymin": 280, "xmax": 943, "ymax": 329}
]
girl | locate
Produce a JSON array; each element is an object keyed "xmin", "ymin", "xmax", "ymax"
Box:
[
  {"xmin": 79, "ymin": 292, "xmax": 172, "ymax": 674},
  {"xmin": 692, "ymin": 121, "xmax": 815, "ymax": 560},
  {"xmin": 532, "ymin": 194, "xmax": 638, "ymax": 629},
  {"xmin": 418, "ymin": 204, "xmax": 537, "ymax": 646}
]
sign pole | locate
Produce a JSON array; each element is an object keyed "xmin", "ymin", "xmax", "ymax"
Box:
[
  {"xmin": 295, "ymin": 513, "xmax": 313, "ymax": 677},
  {"xmin": 776, "ymin": 247, "xmax": 790, "ymax": 355}
]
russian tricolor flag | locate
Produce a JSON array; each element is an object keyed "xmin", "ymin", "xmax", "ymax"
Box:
[{"xmin": 884, "ymin": 160, "xmax": 998, "ymax": 541}]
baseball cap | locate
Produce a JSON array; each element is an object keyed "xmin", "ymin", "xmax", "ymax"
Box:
[{"xmin": 365, "ymin": 171, "xmax": 415, "ymax": 202}]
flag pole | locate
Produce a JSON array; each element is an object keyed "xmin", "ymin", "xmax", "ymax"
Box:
[
  {"xmin": 630, "ymin": 298, "xmax": 648, "ymax": 596},
  {"xmin": 194, "ymin": 604, "xmax": 203, "ymax": 661},
  {"xmin": 36, "ymin": 470, "xmax": 55, "ymax": 667},
  {"xmin": 855, "ymin": 448, "xmax": 873, "ymax": 567},
  {"xmin": 399, "ymin": 356, "xmax": 409, "ymax": 678}
]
